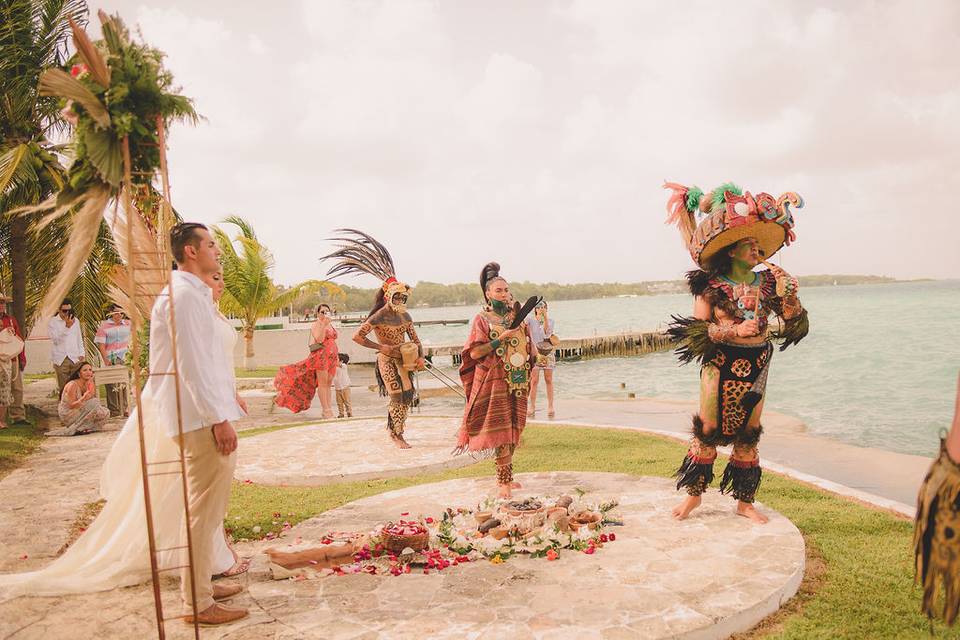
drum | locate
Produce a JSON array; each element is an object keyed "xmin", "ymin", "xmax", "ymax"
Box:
[{"xmin": 399, "ymin": 342, "xmax": 420, "ymax": 371}]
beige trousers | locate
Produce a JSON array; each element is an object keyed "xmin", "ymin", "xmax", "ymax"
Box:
[
  {"xmin": 179, "ymin": 428, "xmax": 236, "ymax": 611},
  {"xmin": 54, "ymin": 357, "xmax": 80, "ymax": 395},
  {"xmin": 335, "ymin": 388, "xmax": 352, "ymax": 417},
  {"xmin": 8, "ymin": 359, "xmax": 24, "ymax": 420}
]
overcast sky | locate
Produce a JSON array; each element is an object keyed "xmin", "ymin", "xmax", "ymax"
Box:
[{"xmin": 86, "ymin": 0, "xmax": 960, "ymax": 287}]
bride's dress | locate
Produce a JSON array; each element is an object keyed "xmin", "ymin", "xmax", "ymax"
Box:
[{"xmin": 0, "ymin": 310, "xmax": 240, "ymax": 599}]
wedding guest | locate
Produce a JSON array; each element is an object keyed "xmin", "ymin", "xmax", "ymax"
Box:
[
  {"xmin": 0, "ymin": 293, "xmax": 27, "ymax": 426},
  {"xmin": 334, "ymin": 353, "xmax": 352, "ymax": 418},
  {"xmin": 51, "ymin": 362, "xmax": 109, "ymax": 436},
  {"xmin": 95, "ymin": 304, "xmax": 131, "ymax": 417},
  {"xmin": 48, "ymin": 298, "xmax": 85, "ymax": 395}
]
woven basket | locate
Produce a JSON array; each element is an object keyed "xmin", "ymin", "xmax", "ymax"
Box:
[{"xmin": 383, "ymin": 530, "xmax": 429, "ymax": 554}]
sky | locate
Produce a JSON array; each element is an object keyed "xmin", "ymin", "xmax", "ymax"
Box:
[{"xmin": 85, "ymin": 0, "xmax": 960, "ymax": 287}]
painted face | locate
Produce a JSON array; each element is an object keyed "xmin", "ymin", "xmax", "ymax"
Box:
[
  {"xmin": 388, "ymin": 292, "xmax": 409, "ymax": 313},
  {"xmin": 729, "ymin": 237, "xmax": 762, "ymax": 268},
  {"xmin": 486, "ymin": 278, "xmax": 511, "ymax": 304}
]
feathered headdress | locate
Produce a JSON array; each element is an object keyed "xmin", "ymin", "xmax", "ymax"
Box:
[
  {"xmin": 322, "ymin": 229, "xmax": 409, "ymax": 298},
  {"xmin": 663, "ymin": 181, "xmax": 803, "ymax": 268}
]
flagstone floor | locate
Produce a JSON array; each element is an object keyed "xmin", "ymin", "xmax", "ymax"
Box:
[
  {"xmin": 235, "ymin": 416, "xmax": 475, "ymax": 486},
  {"xmin": 1, "ymin": 472, "xmax": 804, "ymax": 640}
]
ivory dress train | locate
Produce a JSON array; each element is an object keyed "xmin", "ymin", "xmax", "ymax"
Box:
[{"xmin": 0, "ymin": 310, "xmax": 240, "ymax": 599}]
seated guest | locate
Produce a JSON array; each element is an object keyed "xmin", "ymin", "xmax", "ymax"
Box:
[{"xmin": 51, "ymin": 362, "xmax": 110, "ymax": 436}]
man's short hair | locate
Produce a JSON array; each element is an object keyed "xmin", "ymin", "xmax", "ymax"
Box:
[{"xmin": 170, "ymin": 223, "xmax": 208, "ymax": 264}]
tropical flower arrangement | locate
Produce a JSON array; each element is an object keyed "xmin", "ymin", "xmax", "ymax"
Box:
[
  {"xmin": 43, "ymin": 11, "xmax": 197, "ymax": 198},
  {"xmin": 27, "ymin": 10, "xmax": 197, "ymax": 321},
  {"xmin": 269, "ymin": 490, "xmax": 623, "ymax": 580}
]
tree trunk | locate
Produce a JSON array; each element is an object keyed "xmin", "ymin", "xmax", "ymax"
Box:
[
  {"xmin": 10, "ymin": 216, "xmax": 28, "ymax": 333},
  {"xmin": 244, "ymin": 325, "xmax": 255, "ymax": 370}
]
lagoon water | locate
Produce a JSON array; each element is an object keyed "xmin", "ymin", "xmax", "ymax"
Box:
[{"xmin": 411, "ymin": 280, "xmax": 960, "ymax": 457}]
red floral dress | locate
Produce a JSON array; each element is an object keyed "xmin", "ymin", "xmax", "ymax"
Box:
[{"xmin": 273, "ymin": 326, "xmax": 339, "ymax": 413}]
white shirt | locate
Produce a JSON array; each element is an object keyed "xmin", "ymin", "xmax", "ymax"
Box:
[
  {"xmin": 149, "ymin": 270, "xmax": 244, "ymax": 437},
  {"xmin": 333, "ymin": 362, "xmax": 351, "ymax": 390},
  {"xmin": 48, "ymin": 315, "xmax": 85, "ymax": 364}
]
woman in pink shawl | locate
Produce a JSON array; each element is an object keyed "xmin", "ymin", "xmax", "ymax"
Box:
[{"xmin": 455, "ymin": 263, "xmax": 536, "ymax": 498}]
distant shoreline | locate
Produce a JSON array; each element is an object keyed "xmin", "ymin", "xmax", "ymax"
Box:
[{"xmin": 315, "ymin": 275, "xmax": 937, "ymax": 312}]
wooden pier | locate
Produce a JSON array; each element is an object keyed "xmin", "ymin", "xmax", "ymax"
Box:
[
  {"xmin": 337, "ymin": 316, "xmax": 469, "ymax": 327},
  {"xmin": 424, "ymin": 330, "xmax": 673, "ymax": 365}
]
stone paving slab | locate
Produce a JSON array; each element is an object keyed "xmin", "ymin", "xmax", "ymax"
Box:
[
  {"xmin": 226, "ymin": 472, "xmax": 804, "ymax": 640},
  {"xmin": 0, "ymin": 472, "xmax": 803, "ymax": 640},
  {"xmin": 235, "ymin": 416, "xmax": 476, "ymax": 486}
]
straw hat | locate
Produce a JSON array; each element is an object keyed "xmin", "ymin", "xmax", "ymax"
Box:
[
  {"xmin": 664, "ymin": 181, "xmax": 803, "ymax": 268},
  {"xmin": 0, "ymin": 328, "xmax": 23, "ymax": 360}
]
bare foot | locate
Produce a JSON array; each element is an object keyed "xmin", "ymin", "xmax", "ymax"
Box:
[
  {"xmin": 736, "ymin": 502, "xmax": 769, "ymax": 524},
  {"xmin": 390, "ymin": 434, "xmax": 412, "ymax": 449},
  {"xmin": 671, "ymin": 495, "xmax": 701, "ymax": 520},
  {"xmin": 510, "ymin": 481, "xmax": 522, "ymax": 489},
  {"xmin": 497, "ymin": 484, "xmax": 512, "ymax": 498}
]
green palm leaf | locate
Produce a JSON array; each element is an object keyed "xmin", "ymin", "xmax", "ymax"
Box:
[{"xmin": 214, "ymin": 216, "xmax": 341, "ymax": 367}]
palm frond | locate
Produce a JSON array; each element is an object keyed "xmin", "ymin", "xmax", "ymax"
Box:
[
  {"xmin": 0, "ymin": 144, "xmax": 40, "ymax": 202},
  {"xmin": 105, "ymin": 191, "xmax": 167, "ymax": 317},
  {"xmin": 38, "ymin": 67, "xmax": 110, "ymax": 127},
  {"xmin": 33, "ymin": 0, "xmax": 89, "ymax": 68},
  {"xmin": 66, "ymin": 15, "xmax": 109, "ymax": 87},
  {"xmin": 32, "ymin": 184, "xmax": 109, "ymax": 322}
]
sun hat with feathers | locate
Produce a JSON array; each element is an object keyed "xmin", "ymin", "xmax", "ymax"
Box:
[{"xmin": 663, "ymin": 181, "xmax": 803, "ymax": 268}]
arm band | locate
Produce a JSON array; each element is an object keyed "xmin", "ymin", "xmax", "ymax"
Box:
[{"xmin": 707, "ymin": 323, "xmax": 737, "ymax": 343}]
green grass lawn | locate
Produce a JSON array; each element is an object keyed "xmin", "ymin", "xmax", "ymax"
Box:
[
  {"xmin": 227, "ymin": 424, "xmax": 953, "ymax": 639},
  {"xmin": 0, "ymin": 418, "xmax": 44, "ymax": 480}
]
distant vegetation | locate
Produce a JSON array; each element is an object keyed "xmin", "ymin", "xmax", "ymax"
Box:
[{"xmin": 289, "ymin": 274, "xmax": 902, "ymax": 313}]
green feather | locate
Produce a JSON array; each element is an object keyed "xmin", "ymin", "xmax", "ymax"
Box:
[
  {"xmin": 685, "ymin": 186, "xmax": 703, "ymax": 213},
  {"xmin": 711, "ymin": 182, "xmax": 742, "ymax": 210}
]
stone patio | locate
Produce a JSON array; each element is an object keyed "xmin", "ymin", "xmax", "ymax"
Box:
[
  {"xmin": 235, "ymin": 416, "xmax": 476, "ymax": 486},
  {"xmin": 0, "ymin": 472, "xmax": 803, "ymax": 640}
]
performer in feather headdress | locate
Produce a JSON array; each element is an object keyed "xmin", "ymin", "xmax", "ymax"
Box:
[
  {"xmin": 455, "ymin": 263, "xmax": 539, "ymax": 498},
  {"xmin": 323, "ymin": 230, "xmax": 424, "ymax": 448},
  {"xmin": 914, "ymin": 372, "xmax": 960, "ymax": 627},
  {"xmin": 663, "ymin": 181, "xmax": 809, "ymax": 523}
]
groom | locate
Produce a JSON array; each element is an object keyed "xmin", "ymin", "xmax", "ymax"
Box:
[{"xmin": 151, "ymin": 223, "xmax": 246, "ymax": 625}]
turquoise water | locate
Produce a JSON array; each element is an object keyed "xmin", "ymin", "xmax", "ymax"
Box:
[{"xmin": 412, "ymin": 281, "xmax": 960, "ymax": 457}]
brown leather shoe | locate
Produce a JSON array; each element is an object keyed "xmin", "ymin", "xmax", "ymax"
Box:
[
  {"xmin": 213, "ymin": 582, "xmax": 244, "ymax": 600},
  {"xmin": 184, "ymin": 603, "xmax": 249, "ymax": 627}
]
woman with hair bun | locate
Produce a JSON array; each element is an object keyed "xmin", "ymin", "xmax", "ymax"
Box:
[{"xmin": 455, "ymin": 262, "xmax": 536, "ymax": 498}]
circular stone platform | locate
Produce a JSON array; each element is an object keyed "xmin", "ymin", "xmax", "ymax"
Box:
[
  {"xmin": 236, "ymin": 416, "xmax": 474, "ymax": 485},
  {"xmin": 232, "ymin": 472, "xmax": 804, "ymax": 640}
]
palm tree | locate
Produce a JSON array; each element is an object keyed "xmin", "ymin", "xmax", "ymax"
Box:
[
  {"xmin": 213, "ymin": 216, "xmax": 342, "ymax": 369},
  {"xmin": 0, "ymin": 0, "xmax": 88, "ymax": 334}
]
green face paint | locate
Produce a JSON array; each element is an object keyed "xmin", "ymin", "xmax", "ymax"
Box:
[
  {"xmin": 490, "ymin": 299, "xmax": 510, "ymax": 314},
  {"xmin": 726, "ymin": 238, "xmax": 761, "ymax": 282}
]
